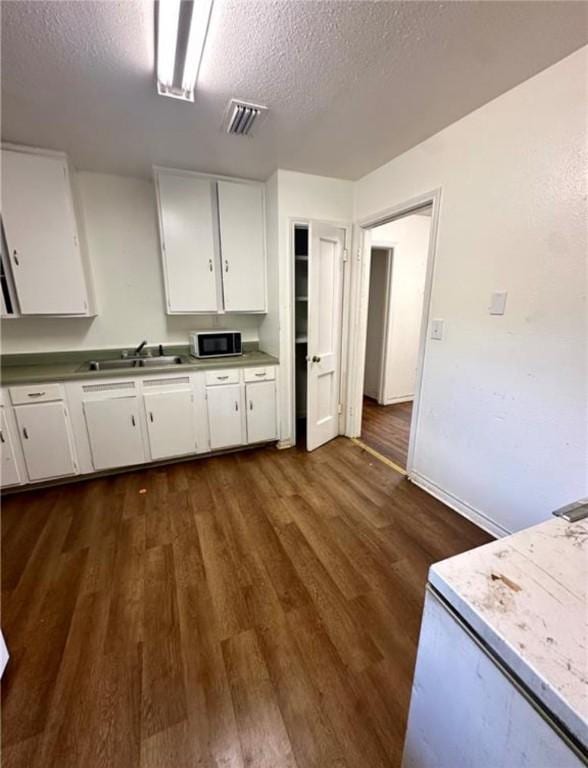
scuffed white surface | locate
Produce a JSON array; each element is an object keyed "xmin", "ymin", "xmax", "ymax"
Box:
[{"xmin": 430, "ymin": 517, "xmax": 588, "ymax": 745}]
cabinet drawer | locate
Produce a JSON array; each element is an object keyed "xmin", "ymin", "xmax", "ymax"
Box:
[
  {"xmin": 205, "ymin": 369, "xmax": 240, "ymax": 386},
  {"xmin": 243, "ymin": 367, "xmax": 275, "ymax": 383},
  {"xmin": 10, "ymin": 383, "xmax": 65, "ymax": 405}
]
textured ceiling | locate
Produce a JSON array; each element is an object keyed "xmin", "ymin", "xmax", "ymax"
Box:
[{"xmin": 2, "ymin": 1, "xmax": 587, "ymax": 181}]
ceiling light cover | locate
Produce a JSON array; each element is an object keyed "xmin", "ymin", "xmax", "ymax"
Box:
[{"xmin": 157, "ymin": 0, "xmax": 214, "ymax": 102}]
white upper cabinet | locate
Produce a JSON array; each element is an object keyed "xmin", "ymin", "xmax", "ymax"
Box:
[
  {"xmin": 155, "ymin": 170, "xmax": 220, "ymax": 314},
  {"xmin": 217, "ymin": 180, "xmax": 266, "ymax": 312},
  {"xmin": 154, "ymin": 169, "xmax": 266, "ymax": 315},
  {"xmin": 1, "ymin": 148, "xmax": 92, "ymax": 316}
]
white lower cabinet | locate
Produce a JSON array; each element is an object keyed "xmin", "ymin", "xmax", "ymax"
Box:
[
  {"xmin": 14, "ymin": 401, "xmax": 77, "ymax": 481},
  {"xmin": 144, "ymin": 389, "xmax": 197, "ymax": 460},
  {"xmin": 0, "ymin": 409, "xmax": 23, "ymax": 487},
  {"xmin": 246, "ymin": 381, "xmax": 277, "ymax": 443},
  {"xmin": 206, "ymin": 383, "xmax": 244, "ymax": 450},
  {"xmin": 1, "ymin": 365, "xmax": 278, "ymax": 487},
  {"xmin": 83, "ymin": 396, "xmax": 145, "ymax": 471}
]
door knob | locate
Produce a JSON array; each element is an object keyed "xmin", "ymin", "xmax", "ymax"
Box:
[{"xmin": 312, "ymin": 355, "xmax": 321, "ymax": 363}]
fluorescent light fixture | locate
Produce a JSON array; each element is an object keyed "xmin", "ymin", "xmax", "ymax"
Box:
[{"xmin": 156, "ymin": 0, "xmax": 214, "ymax": 102}]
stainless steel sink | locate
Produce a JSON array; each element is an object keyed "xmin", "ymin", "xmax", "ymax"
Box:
[{"xmin": 84, "ymin": 356, "xmax": 183, "ymax": 372}]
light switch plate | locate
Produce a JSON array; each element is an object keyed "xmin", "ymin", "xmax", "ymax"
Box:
[
  {"xmin": 431, "ymin": 319, "xmax": 444, "ymax": 340},
  {"xmin": 489, "ymin": 291, "xmax": 508, "ymax": 315}
]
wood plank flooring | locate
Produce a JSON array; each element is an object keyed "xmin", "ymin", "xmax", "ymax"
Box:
[
  {"xmin": 361, "ymin": 398, "xmax": 413, "ymax": 469},
  {"xmin": 1, "ymin": 437, "xmax": 492, "ymax": 768}
]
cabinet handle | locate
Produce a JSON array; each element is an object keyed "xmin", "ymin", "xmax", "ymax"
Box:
[
  {"xmin": 225, "ymin": 260, "xmax": 229, "ymax": 273},
  {"xmin": 249, "ymin": 401, "xmax": 253, "ymax": 411},
  {"xmin": 0, "ymin": 430, "xmax": 4, "ymax": 443},
  {"xmin": 208, "ymin": 259, "xmax": 213, "ymax": 272},
  {"xmin": 234, "ymin": 401, "xmax": 239, "ymax": 411},
  {"xmin": 217, "ymin": 375, "xmax": 229, "ymax": 381},
  {"xmin": 149, "ymin": 412, "xmax": 154, "ymax": 423},
  {"xmin": 254, "ymin": 373, "xmax": 265, "ymax": 378},
  {"xmin": 131, "ymin": 415, "xmax": 136, "ymax": 427},
  {"xmin": 27, "ymin": 392, "xmax": 46, "ymax": 398},
  {"xmin": 12, "ymin": 250, "xmax": 19, "ymax": 266},
  {"xmin": 22, "ymin": 427, "xmax": 29, "ymax": 440}
]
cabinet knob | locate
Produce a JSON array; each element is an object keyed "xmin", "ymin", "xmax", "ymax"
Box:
[
  {"xmin": 234, "ymin": 401, "xmax": 239, "ymax": 411},
  {"xmin": 149, "ymin": 412, "xmax": 154, "ymax": 423},
  {"xmin": 131, "ymin": 415, "xmax": 136, "ymax": 427},
  {"xmin": 249, "ymin": 401, "xmax": 253, "ymax": 410},
  {"xmin": 208, "ymin": 259, "xmax": 213, "ymax": 272},
  {"xmin": 12, "ymin": 250, "xmax": 19, "ymax": 267},
  {"xmin": 22, "ymin": 427, "xmax": 29, "ymax": 440},
  {"xmin": 225, "ymin": 260, "xmax": 229, "ymax": 273}
]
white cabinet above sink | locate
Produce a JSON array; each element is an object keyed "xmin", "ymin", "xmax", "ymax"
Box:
[{"xmin": 154, "ymin": 168, "xmax": 266, "ymax": 315}]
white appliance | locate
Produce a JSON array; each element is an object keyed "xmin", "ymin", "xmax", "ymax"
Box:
[{"xmin": 190, "ymin": 330, "xmax": 242, "ymax": 359}]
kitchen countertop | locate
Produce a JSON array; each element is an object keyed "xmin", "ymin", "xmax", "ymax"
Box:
[
  {"xmin": 0, "ymin": 345, "xmax": 279, "ymax": 385},
  {"xmin": 429, "ymin": 516, "xmax": 588, "ymax": 747}
]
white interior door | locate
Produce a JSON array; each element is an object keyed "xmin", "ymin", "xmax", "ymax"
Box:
[
  {"xmin": 83, "ymin": 397, "xmax": 145, "ymax": 470},
  {"xmin": 307, "ymin": 223, "xmax": 345, "ymax": 451},
  {"xmin": 206, "ymin": 384, "xmax": 244, "ymax": 450},
  {"xmin": 144, "ymin": 389, "xmax": 197, "ymax": 459},
  {"xmin": 1, "ymin": 150, "xmax": 88, "ymax": 315},
  {"xmin": 156, "ymin": 171, "xmax": 220, "ymax": 313},
  {"xmin": 217, "ymin": 180, "xmax": 266, "ymax": 312},
  {"xmin": 14, "ymin": 402, "xmax": 77, "ymax": 480}
]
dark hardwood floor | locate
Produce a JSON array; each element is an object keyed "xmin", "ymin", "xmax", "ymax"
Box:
[
  {"xmin": 1, "ymin": 437, "xmax": 491, "ymax": 768},
  {"xmin": 361, "ymin": 398, "xmax": 413, "ymax": 469}
]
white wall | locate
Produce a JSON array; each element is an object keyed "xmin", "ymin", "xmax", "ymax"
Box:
[
  {"xmin": 355, "ymin": 46, "xmax": 588, "ymax": 534},
  {"xmin": 364, "ymin": 248, "xmax": 388, "ymax": 400},
  {"xmin": 263, "ymin": 169, "xmax": 354, "ymax": 445},
  {"xmin": 371, "ymin": 214, "xmax": 430, "ymax": 404},
  {"xmin": 1, "ymin": 172, "xmax": 263, "ymax": 353}
]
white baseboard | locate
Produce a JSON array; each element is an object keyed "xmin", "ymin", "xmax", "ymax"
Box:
[
  {"xmin": 382, "ymin": 395, "xmax": 414, "ymax": 405},
  {"xmin": 277, "ymin": 439, "xmax": 294, "ymax": 450},
  {"xmin": 408, "ymin": 471, "xmax": 510, "ymax": 539}
]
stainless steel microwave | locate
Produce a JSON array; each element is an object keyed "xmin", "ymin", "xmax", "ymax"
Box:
[{"xmin": 190, "ymin": 331, "xmax": 242, "ymax": 359}]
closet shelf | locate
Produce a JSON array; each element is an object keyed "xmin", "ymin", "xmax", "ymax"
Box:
[
  {"xmin": 295, "ymin": 255, "xmax": 308, "ymax": 261},
  {"xmin": 295, "ymin": 335, "xmax": 308, "ymax": 344},
  {"xmin": 296, "ymin": 296, "xmax": 308, "ymax": 301}
]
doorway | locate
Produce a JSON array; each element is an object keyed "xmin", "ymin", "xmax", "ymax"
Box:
[{"xmin": 350, "ymin": 195, "xmax": 438, "ymax": 473}]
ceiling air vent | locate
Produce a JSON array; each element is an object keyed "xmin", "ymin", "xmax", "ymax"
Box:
[{"xmin": 224, "ymin": 99, "xmax": 268, "ymax": 137}]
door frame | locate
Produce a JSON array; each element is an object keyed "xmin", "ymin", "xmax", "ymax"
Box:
[
  {"xmin": 289, "ymin": 218, "xmax": 352, "ymax": 447},
  {"xmin": 343, "ymin": 188, "xmax": 442, "ymax": 476}
]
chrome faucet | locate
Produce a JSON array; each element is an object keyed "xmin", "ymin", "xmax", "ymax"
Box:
[{"xmin": 133, "ymin": 340, "xmax": 148, "ymax": 356}]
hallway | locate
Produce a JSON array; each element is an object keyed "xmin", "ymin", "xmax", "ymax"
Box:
[{"xmin": 361, "ymin": 398, "xmax": 413, "ymax": 470}]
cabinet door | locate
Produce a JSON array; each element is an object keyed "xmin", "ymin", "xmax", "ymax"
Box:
[
  {"xmin": 246, "ymin": 381, "xmax": 277, "ymax": 444},
  {"xmin": 0, "ymin": 409, "xmax": 22, "ymax": 487},
  {"xmin": 14, "ymin": 402, "xmax": 76, "ymax": 481},
  {"xmin": 206, "ymin": 384, "xmax": 244, "ymax": 450},
  {"xmin": 144, "ymin": 390, "xmax": 197, "ymax": 460},
  {"xmin": 156, "ymin": 171, "xmax": 220, "ymax": 313},
  {"xmin": 83, "ymin": 397, "xmax": 144, "ymax": 470},
  {"xmin": 217, "ymin": 181, "xmax": 266, "ymax": 312},
  {"xmin": 1, "ymin": 150, "xmax": 88, "ymax": 315}
]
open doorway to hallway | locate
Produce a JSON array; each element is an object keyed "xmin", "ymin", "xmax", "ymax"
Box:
[{"xmin": 360, "ymin": 205, "xmax": 433, "ymax": 470}]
